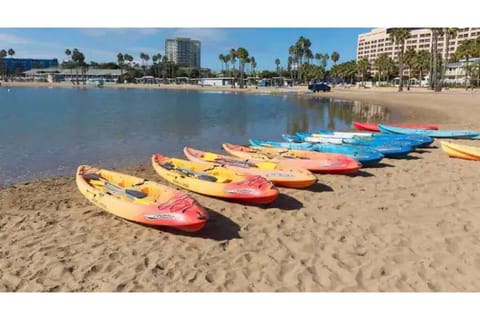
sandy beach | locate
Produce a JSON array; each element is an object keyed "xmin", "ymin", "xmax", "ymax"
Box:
[{"xmin": 1, "ymin": 84, "xmax": 480, "ymax": 292}]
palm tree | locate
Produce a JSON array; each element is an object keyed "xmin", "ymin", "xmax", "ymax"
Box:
[
  {"xmin": 413, "ymin": 50, "xmax": 431, "ymax": 85},
  {"xmin": 287, "ymin": 56, "xmax": 293, "ymax": 79},
  {"xmin": 224, "ymin": 54, "xmax": 231, "ymax": 74},
  {"xmin": 430, "ymin": 28, "xmax": 444, "ymax": 91},
  {"xmin": 403, "ymin": 47, "xmax": 416, "ymax": 89},
  {"xmin": 161, "ymin": 56, "xmax": 168, "ymax": 79},
  {"xmin": 288, "ymin": 45, "xmax": 298, "ymax": 80},
  {"xmin": 229, "ymin": 48, "xmax": 237, "ymax": 87},
  {"xmin": 218, "ymin": 54, "xmax": 225, "ymax": 72},
  {"xmin": 439, "ymin": 28, "xmax": 459, "ymax": 90},
  {"xmin": 389, "ymin": 28, "xmax": 411, "ymax": 91},
  {"xmin": 250, "ymin": 56, "xmax": 256, "ymax": 78},
  {"xmin": 314, "ymin": 53, "xmax": 322, "ymax": 66},
  {"xmin": 356, "ymin": 58, "xmax": 369, "ymax": 86},
  {"xmin": 65, "ymin": 49, "xmax": 73, "ymax": 82},
  {"xmin": 275, "ymin": 58, "xmax": 280, "ymax": 75},
  {"xmin": 331, "ymin": 51, "xmax": 340, "ymax": 65},
  {"xmin": 321, "ymin": 53, "xmax": 329, "ymax": 69},
  {"xmin": 237, "ymin": 48, "xmax": 249, "ymax": 89},
  {"xmin": 455, "ymin": 39, "xmax": 476, "ymax": 90},
  {"xmin": 304, "ymin": 49, "xmax": 313, "ymax": 65},
  {"xmin": 71, "ymin": 48, "xmax": 81, "ymax": 85},
  {"xmin": 117, "ymin": 53, "xmax": 125, "ymax": 82},
  {"xmin": 7, "ymin": 48, "xmax": 15, "ymax": 59}
]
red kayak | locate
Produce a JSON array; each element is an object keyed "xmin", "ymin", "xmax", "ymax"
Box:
[{"xmin": 353, "ymin": 122, "xmax": 439, "ymax": 132}]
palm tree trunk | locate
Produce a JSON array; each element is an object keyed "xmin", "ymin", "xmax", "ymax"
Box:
[
  {"xmin": 398, "ymin": 42, "xmax": 404, "ymax": 92},
  {"xmin": 440, "ymin": 32, "xmax": 450, "ymax": 91},
  {"xmin": 465, "ymin": 58, "xmax": 469, "ymax": 90}
]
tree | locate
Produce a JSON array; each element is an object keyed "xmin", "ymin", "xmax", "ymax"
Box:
[
  {"xmin": 403, "ymin": 47, "xmax": 416, "ymax": 89},
  {"xmin": 331, "ymin": 51, "xmax": 340, "ymax": 65},
  {"xmin": 117, "ymin": 53, "xmax": 125, "ymax": 82},
  {"xmin": 65, "ymin": 49, "xmax": 73, "ymax": 82},
  {"xmin": 389, "ymin": 28, "xmax": 411, "ymax": 91},
  {"xmin": 314, "ymin": 53, "xmax": 322, "ymax": 66},
  {"xmin": 237, "ymin": 47, "xmax": 249, "ymax": 89},
  {"xmin": 71, "ymin": 48, "xmax": 82, "ymax": 85},
  {"xmin": 439, "ymin": 28, "xmax": 459, "ymax": 90},
  {"xmin": 218, "ymin": 54, "xmax": 225, "ymax": 72},
  {"xmin": 250, "ymin": 56, "xmax": 256, "ymax": 78},
  {"xmin": 275, "ymin": 58, "xmax": 280, "ymax": 75},
  {"xmin": 413, "ymin": 50, "xmax": 430, "ymax": 84},
  {"xmin": 321, "ymin": 53, "xmax": 329, "ymax": 69},
  {"xmin": 455, "ymin": 39, "xmax": 476, "ymax": 90},
  {"xmin": 229, "ymin": 48, "xmax": 237, "ymax": 87},
  {"xmin": 430, "ymin": 28, "xmax": 444, "ymax": 91},
  {"xmin": 356, "ymin": 58, "xmax": 369, "ymax": 86},
  {"xmin": 7, "ymin": 48, "xmax": 15, "ymax": 59}
]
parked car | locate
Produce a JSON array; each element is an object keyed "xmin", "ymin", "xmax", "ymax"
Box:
[{"xmin": 308, "ymin": 82, "xmax": 331, "ymax": 92}]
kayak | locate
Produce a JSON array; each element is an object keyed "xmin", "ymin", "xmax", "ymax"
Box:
[
  {"xmin": 303, "ymin": 131, "xmax": 418, "ymax": 148},
  {"xmin": 353, "ymin": 122, "xmax": 439, "ymax": 131},
  {"xmin": 314, "ymin": 129, "xmax": 434, "ymax": 148},
  {"xmin": 224, "ymin": 143, "xmax": 362, "ymax": 174},
  {"xmin": 152, "ymin": 154, "xmax": 279, "ymax": 204},
  {"xmin": 280, "ymin": 135, "xmax": 384, "ymax": 166},
  {"xmin": 295, "ymin": 132, "xmax": 413, "ymax": 158},
  {"xmin": 76, "ymin": 165, "xmax": 208, "ymax": 232},
  {"xmin": 183, "ymin": 147, "xmax": 317, "ymax": 188},
  {"xmin": 379, "ymin": 124, "xmax": 479, "ymax": 139},
  {"xmin": 440, "ymin": 141, "xmax": 480, "ymax": 161}
]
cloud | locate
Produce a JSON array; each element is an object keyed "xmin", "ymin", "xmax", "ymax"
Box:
[{"xmin": 0, "ymin": 33, "xmax": 32, "ymax": 45}]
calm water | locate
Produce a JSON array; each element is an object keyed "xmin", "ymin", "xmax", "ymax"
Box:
[{"xmin": 0, "ymin": 87, "xmax": 394, "ymax": 186}]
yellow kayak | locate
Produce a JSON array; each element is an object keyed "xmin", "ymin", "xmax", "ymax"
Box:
[
  {"xmin": 152, "ymin": 155, "xmax": 279, "ymax": 204},
  {"xmin": 440, "ymin": 141, "xmax": 480, "ymax": 161},
  {"xmin": 76, "ymin": 165, "xmax": 208, "ymax": 232},
  {"xmin": 183, "ymin": 146, "xmax": 317, "ymax": 188}
]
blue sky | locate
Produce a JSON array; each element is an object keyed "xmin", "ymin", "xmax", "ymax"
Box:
[{"xmin": 0, "ymin": 28, "xmax": 371, "ymax": 71}]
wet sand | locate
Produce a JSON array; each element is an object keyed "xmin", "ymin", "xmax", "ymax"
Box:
[{"xmin": 1, "ymin": 86, "xmax": 480, "ymax": 291}]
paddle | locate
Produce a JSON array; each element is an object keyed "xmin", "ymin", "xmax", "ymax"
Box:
[
  {"xmin": 203, "ymin": 152, "xmax": 277, "ymax": 170},
  {"xmin": 85, "ymin": 173, "xmax": 149, "ymax": 201},
  {"xmin": 160, "ymin": 162, "xmax": 219, "ymax": 182}
]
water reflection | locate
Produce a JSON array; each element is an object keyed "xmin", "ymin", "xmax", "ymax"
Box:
[{"xmin": 288, "ymin": 97, "xmax": 392, "ymax": 133}]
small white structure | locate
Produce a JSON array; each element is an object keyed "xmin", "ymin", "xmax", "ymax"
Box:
[{"xmin": 199, "ymin": 77, "xmax": 233, "ymax": 86}]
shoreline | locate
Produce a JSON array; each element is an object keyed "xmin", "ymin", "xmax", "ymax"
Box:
[{"xmin": 1, "ymin": 83, "xmax": 480, "ymax": 291}]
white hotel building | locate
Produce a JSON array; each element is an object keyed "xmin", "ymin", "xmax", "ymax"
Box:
[{"xmin": 356, "ymin": 28, "xmax": 480, "ymax": 75}]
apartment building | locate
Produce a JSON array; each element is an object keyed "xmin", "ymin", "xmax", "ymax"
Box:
[
  {"xmin": 165, "ymin": 37, "xmax": 201, "ymax": 69},
  {"xmin": 356, "ymin": 28, "xmax": 480, "ymax": 73}
]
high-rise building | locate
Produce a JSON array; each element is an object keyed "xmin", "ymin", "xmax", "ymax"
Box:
[
  {"xmin": 356, "ymin": 28, "xmax": 480, "ymax": 73},
  {"xmin": 165, "ymin": 37, "xmax": 201, "ymax": 68}
]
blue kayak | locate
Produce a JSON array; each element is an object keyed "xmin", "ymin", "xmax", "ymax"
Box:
[
  {"xmin": 250, "ymin": 138, "xmax": 384, "ymax": 166},
  {"xmin": 379, "ymin": 124, "xmax": 479, "ymax": 139},
  {"xmin": 315, "ymin": 129, "xmax": 434, "ymax": 147},
  {"xmin": 295, "ymin": 132, "xmax": 413, "ymax": 158}
]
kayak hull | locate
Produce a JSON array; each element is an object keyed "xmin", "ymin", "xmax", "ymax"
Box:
[
  {"xmin": 183, "ymin": 147, "xmax": 317, "ymax": 188},
  {"xmin": 152, "ymin": 154, "xmax": 279, "ymax": 204},
  {"xmin": 353, "ymin": 122, "xmax": 439, "ymax": 131},
  {"xmin": 379, "ymin": 124, "xmax": 479, "ymax": 139},
  {"xmin": 225, "ymin": 143, "xmax": 362, "ymax": 174},
  {"xmin": 76, "ymin": 165, "xmax": 208, "ymax": 232},
  {"xmin": 440, "ymin": 141, "xmax": 480, "ymax": 161}
]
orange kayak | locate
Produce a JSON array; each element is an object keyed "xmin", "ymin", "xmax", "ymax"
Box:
[
  {"xmin": 183, "ymin": 146, "xmax": 317, "ymax": 188},
  {"xmin": 152, "ymin": 154, "xmax": 279, "ymax": 204},
  {"xmin": 222, "ymin": 143, "xmax": 361, "ymax": 174},
  {"xmin": 76, "ymin": 165, "xmax": 208, "ymax": 232}
]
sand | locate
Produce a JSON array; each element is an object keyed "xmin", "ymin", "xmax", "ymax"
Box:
[{"xmin": 1, "ymin": 84, "xmax": 480, "ymax": 292}]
